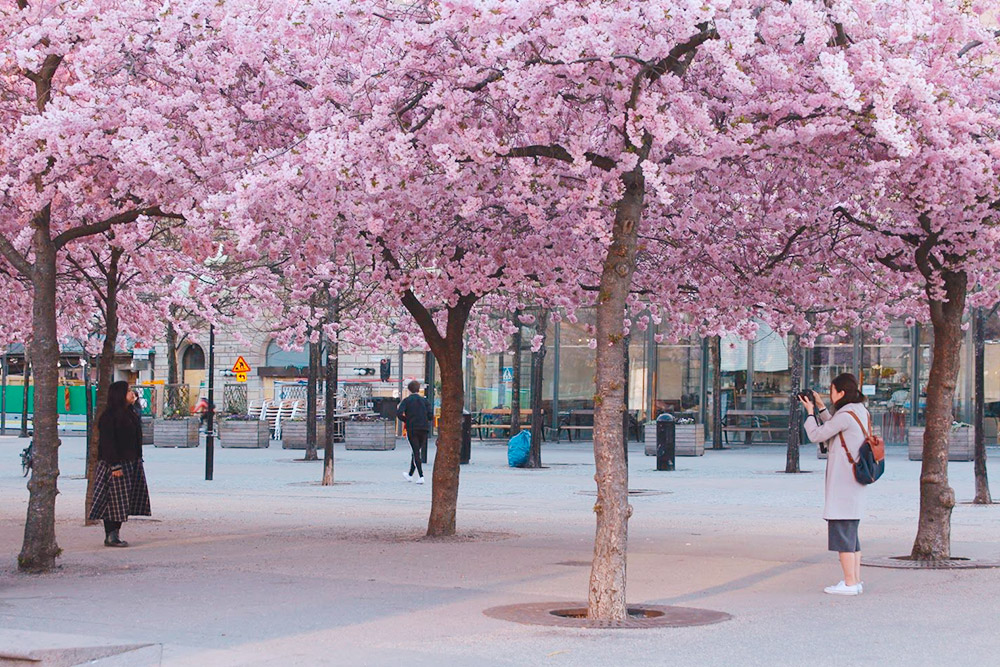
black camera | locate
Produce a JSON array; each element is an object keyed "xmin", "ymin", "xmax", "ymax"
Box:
[{"xmin": 796, "ymin": 391, "xmax": 814, "ymax": 402}]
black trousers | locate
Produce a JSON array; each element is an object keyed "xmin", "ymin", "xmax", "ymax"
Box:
[
  {"xmin": 407, "ymin": 430, "xmax": 427, "ymax": 477},
  {"xmin": 104, "ymin": 519, "xmax": 122, "ymax": 534}
]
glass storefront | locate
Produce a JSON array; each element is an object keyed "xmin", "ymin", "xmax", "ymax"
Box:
[
  {"xmin": 655, "ymin": 338, "xmax": 702, "ymax": 418},
  {"xmin": 460, "ymin": 309, "xmax": 985, "ymax": 445},
  {"xmin": 860, "ymin": 323, "xmax": 913, "ymax": 445}
]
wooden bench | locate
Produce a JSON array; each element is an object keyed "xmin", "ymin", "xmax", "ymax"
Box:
[
  {"xmin": 722, "ymin": 409, "xmax": 789, "ymax": 444},
  {"xmin": 472, "ymin": 409, "xmax": 546, "ymax": 440}
]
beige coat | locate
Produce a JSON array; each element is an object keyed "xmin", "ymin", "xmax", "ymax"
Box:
[{"xmin": 804, "ymin": 402, "xmax": 869, "ymax": 520}]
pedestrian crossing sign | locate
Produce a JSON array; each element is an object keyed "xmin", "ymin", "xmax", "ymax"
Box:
[
  {"xmin": 232, "ymin": 356, "xmax": 251, "ymax": 374},
  {"xmin": 501, "ymin": 367, "xmax": 513, "ymax": 383}
]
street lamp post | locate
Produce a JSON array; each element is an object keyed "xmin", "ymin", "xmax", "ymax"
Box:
[{"xmin": 205, "ymin": 323, "xmax": 216, "ymax": 481}]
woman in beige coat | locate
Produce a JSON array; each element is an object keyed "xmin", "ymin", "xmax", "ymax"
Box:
[{"xmin": 799, "ymin": 373, "xmax": 870, "ymax": 596}]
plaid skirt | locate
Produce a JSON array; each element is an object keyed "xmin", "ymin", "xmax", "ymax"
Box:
[{"xmin": 88, "ymin": 459, "xmax": 151, "ymax": 522}]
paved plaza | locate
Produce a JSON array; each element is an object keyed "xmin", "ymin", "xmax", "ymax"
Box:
[{"xmin": 1, "ymin": 434, "xmax": 999, "ymax": 666}]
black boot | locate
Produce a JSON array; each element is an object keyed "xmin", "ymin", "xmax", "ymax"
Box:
[{"xmin": 104, "ymin": 530, "xmax": 128, "ymax": 547}]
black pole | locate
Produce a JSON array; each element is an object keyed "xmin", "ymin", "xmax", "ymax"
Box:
[
  {"xmin": 1, "ymin": 352, "xmax": 7, "ymax": 436},
  {"xmin": 84, "ymin": 356, "xmax": 93, "ymax": 470},
  {"xmin": 20, "ymin": 355, "xmax": 30, "ymax": 438},
  {"xmin": 205, "ymin": 324, "xmax": 215, "ymax": 481}
]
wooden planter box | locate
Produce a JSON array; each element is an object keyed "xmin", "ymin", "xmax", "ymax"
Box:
[
  {"xmin": 153, "ymin": 417, "xmax": 200, "ymax": 448},
  {"xmin": 281, "ymin": 421, "xmax": 326, "ymax": 450},
  {"xmin": 141, "ymin": 415, "xmax": 155, "ymax": 446},
  {"xmin": 220, "ymin": 420, "xmax": 270, "ymax": 448},
  {"xmin": 345, "ymin": 420, "xmax": 396, "ymax": 451},
  {"xmin": 908, "ymin": 426, "xmax": 974, "ymax": 462},
  {"xmin": 644, "ymin": 423, "xmax": 704, "ymax": 457}
]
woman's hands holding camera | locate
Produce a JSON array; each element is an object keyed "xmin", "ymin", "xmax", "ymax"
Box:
[{"xmin": 797, "ymin": 390, "xmax": 816, "ymax": 415}]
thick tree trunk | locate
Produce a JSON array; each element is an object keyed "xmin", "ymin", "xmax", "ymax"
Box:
[
  {"xmin": 588, "ymin": 171, "xmax": 643, "ymax": 621},
  {"xmin": 397, "ymin": 291, "xmax": 474, "ymax": 537},
  {"xmin": 322, "ymin": 301, "xmax": 340, "ymax": 486},
  {"xmin": 525, "ymin": 310, "xmax": 549, "ymax": 469},
  {"xmin": 427, "ymin": 338, "xmax": 465, "ymax": 536},
  {"xmin": 19, "ymin": 212, "xmax": 61, "ymax": 572},
  {"xmin": 710, "ymin": 336, "xmax": 723, "ymax": 449},
  {"xmin": 973, "ymin": 307, "xmax": 992, "ymax": 504},
  {"xmin": 509, "ymin": 314, "xmax": 522, "ymax": 436},
  {"xmin": 911, "ymin": 269, "xmax": 966, "ymax": 560},
  {"xmin": 304, "ymin": 328, "xmax": 319, "ymax": 461},
  {"xmin": 86, "ymin": 251, "xmax": 121, "ymax": 523},
  {"xmin": 785, "ymin": 335, "xmax": 802, "ymax": 473}
]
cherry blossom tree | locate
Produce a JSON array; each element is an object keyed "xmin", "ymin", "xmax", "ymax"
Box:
[
  {"xmin": 1, "ymin": 0, "xmax": 313, "ymax": 571},
  {"xmin": 826, "ymin": 6, "xmax": 1000, "ymax": 558}
]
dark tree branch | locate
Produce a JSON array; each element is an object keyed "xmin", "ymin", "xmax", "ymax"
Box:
[
  {"xmin": 502, "ymin": 145, "xmax": 616, "ymax": 171},
  {"xmin": 53, "ymin": 207, "xmax": 184, "ymax": 250}
]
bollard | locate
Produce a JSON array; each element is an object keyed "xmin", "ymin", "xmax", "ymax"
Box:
[
  {"xmin": 461, "ymin": 410, "xmax": 472, "ymax": 464},
  {"xmin": 656, "ymin": 413, "xmax": 676, "ymax": 471}
]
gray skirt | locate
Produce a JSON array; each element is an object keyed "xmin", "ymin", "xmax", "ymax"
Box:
[{"xmin": 827, "ymin": 519, "xmax": 861, "ymax": 552}]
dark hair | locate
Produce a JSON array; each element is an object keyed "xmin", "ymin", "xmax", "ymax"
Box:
[
  {"xmin": 832, "ymin": 373, "xmax": 865, "ymax": 411},
  {"xmin": 101, "ymin": 380, "xmax": 131, "ymax": 421},
  {"xmin": 407, "ymin": 380, "xmax": 421, "ymax": 394}
]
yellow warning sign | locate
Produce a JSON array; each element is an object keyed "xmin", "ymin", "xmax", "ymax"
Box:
[
  {"xmin": 232, "ymin": 356, "xmax": 251, "ymax": 374},
  {"xmin": 235, "ymin": 372, "xmax": 248, "ymax": 382}
]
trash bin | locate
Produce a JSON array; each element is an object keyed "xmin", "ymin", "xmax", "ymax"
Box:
[
  {"xmin": 461, "ymin": 410, "xmax": 472, "ymax": 464},
  {"xmin": 656, "ymin": 413, "xmax": 675, "ymax": 471}
]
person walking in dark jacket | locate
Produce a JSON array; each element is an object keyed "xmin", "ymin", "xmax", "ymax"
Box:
[
  {"xmin": 88, "ymin": 381, "xmax": 151, "ymax": 547},
  {"xmin": 397, "ymin": 380, "xmax": 432, "ymax": 484}
]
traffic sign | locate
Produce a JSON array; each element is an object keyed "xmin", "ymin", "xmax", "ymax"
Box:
[
  {"xmin": 232, "ymin": 356, "xmax": 251, "ymax": 374},
  {"xmin": 501, "ymin": 367, "xmax": 514, "ymax": 383},
  {"xmin": 235, "ymin": 372, "xmax": 248, "ymax": 382}
]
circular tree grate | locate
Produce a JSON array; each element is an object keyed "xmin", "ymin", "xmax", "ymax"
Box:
[
  {"xmin": 483, "ymin": 602, "xmax": 732, "ymax": 629},
  {"xmin": 863, "ymin": 556, "xmax": 1000, "ymax": 570},
  {"xmin": 577, "ymin": 489, "xmax": 670, "ymax": 497}
]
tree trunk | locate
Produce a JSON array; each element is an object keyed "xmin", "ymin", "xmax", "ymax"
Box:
[
  {"xmin": 710, "ymin": 336, "xmax": 723, "ymax": 449},
  {"xmin": 785, "ymin": 335, "xmax": 802, "ymax": 473},
  {"xmin": 165, "ymin": 319, "xmax": 179, "ymax": 387},
  {"xmin": 20, "ymin": 356, "xmax": 31, "ymax": 439},
  {"xmin": 19, "ymin": 210, "xmax": 61, "ymax": 572},
  {"xmin": 911, "ymin": 269, "xmax": 966, "ymax": 560},
  {"xmin": 525, "ymin": 310, "xmax": 549, "ymax": 469},
  {"xmin": 973, "ymin": 307, "xmax": 992, "ymax": 504},
  {"xmin": 304, "ymin": 328, "xmax": 319, "ymax": 461},
  {"xmin": 322, "ymin": 300, "xmax": 340, "ymax": 486},
  {"xmin": 588, "ymin": 171, "xmax": 643, "ymax": 621},
  {"xmin": 426, "ymin": 337, "xmax": 466, "ymax": 536},
  {"xmin": 86, "ymin": 250, "xmax": 121, "ymax": 523},
  {"xmin": 509, "ymin": 314, "xmax": 522, "ymax": 437},
  {"xmin": 398, "ymin": 291, "xmax": 474, "ymax": 537}
]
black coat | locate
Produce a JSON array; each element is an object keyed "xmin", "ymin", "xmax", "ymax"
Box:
[
  {"xmin": 97, "ymin": 408, "xmax": 143, "ymax": 467},
  {"xmin": 397, "ymin": 394, "xmax": 432, "ymax": 432}
]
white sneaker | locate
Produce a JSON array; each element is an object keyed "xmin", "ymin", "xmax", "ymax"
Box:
[
  {"xmin": 403, "ymin": 472, "xmax": 413, "ymax": 482},
  {"xmin": 824, "ymin": 581, "xmax": 861, "ymax": 596},
  {"xmin": 415, "ymin": 477, "xmax": 424, "ymax": 485},
  {"xmin": 858, "ymin": 582, "xmax": 864, "ymax": 594}
]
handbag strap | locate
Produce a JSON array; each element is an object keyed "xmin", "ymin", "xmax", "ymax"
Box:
[
  {"xmin": 837, "ymin": 432, "xmax": 857, "ymax": 465},
  {"xmin": 844, "ymin": 411, "xmax": 869, "ymax": 438},
  {"xmin": 837, "ymin": 410, "xmax": 867, "ymax": 466}
]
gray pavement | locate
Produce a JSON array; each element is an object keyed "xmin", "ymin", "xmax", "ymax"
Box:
[{"xmin": 1, "ymin": 434, "xmax": 999, "ymax": 666}]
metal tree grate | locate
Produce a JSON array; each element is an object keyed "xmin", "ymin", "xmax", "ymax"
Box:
[{"xmin": 483, "ymin": 602, "xmax": 732, "ymax": 629}]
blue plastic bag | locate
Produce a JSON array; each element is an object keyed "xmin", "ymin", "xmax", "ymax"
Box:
[{"xmin": 507, "ymin": 430, "xmax": 531, "ymax": 467}]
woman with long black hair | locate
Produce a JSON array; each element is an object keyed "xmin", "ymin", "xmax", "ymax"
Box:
[{"xmin": 88, "ymin": 380, "xmax": 151, "ymax": 546}]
